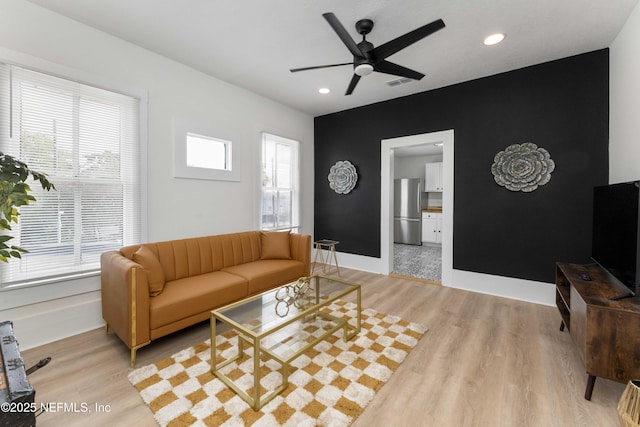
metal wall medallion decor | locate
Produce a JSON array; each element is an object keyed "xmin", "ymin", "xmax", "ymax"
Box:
[
  {"xmin": 491, "ymin": 142, "xmax": 555, "ymax": 192},
  {"xmin": 328, "ymin": 160, "xmax": 358, "ymax": 194}
]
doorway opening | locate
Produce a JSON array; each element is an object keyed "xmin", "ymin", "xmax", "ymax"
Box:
[{"xmin": 380, "ymin": 130, "xmax": 454, "ymax": 286}]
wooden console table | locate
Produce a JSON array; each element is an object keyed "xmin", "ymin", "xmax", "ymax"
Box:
[{"xmin": 555, "ymin": 262, "xmax": 640, "ymax": 400}]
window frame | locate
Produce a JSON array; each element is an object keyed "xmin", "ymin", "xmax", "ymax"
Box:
[
  {"xmin": 260, "ymin": 132, "xmax": 300, "ymax": 232},
  {"xmin": 0, "ymin": 51, "xmax": 147, "ymax": 291},
  {"xmin": 174, "ymin": 118, "xmax": 240, "ymax": 181}
]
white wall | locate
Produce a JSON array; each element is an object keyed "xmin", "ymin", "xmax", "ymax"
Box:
[
  {"xmin": 0, "ymin": 0, "xmax": 314, "ymax": 349},
  {"xmin": 393, "ymin": 154, "xmax": 442, "ymax": 180},
  {"xmin": 610, "ymin": 1, "xmax": 640, "ymax": 183}
]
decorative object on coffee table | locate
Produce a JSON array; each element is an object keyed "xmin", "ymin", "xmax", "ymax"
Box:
[
  {"xmin": 328, "ymin": 160, "xmax": 357, "ymax": 194},
  {"xmin": 274, "ymin": 276, "xmax": 313, "ymax": 316},
  {"xmin": 491, "ymin": 142, "xmax": 554, "ymax": 192},
  {"xmin": 618, "ymin": 379, "xmax": 640, "ymax": 427}
]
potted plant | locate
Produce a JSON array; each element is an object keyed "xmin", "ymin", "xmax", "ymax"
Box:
[{"xmin": 0, "ymin": 151, "xmax": 55, "ymax": 262}]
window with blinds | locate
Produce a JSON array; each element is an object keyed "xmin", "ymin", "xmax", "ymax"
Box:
[
  {"xmin": 261, "ymin": 133, "xmax": 299, "ymax": 231},
  {"xmin": 0, "ymin": 64, "xmax": 141, "ymax": 287}
]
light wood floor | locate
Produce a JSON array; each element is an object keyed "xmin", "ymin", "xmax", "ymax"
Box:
[{"xmin": 23, "ymin": 268, "xmax": 625, "ymax": 426}]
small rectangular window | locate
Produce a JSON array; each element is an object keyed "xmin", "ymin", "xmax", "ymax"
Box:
[
  {"xmin": 186, "ymin": 133, "xmax": 231, "ymax": 171},
  {"xmin": 174, "ymin": 119, "xmax": 240, "ymax": 181}
]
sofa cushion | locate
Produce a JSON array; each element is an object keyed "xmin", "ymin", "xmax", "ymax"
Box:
[
  {"xmin": 260, "ymin": 231, "xmax": 291, "ymax": 260},
  {"xmin": 223, "ymin": 259, "xmax": 305, "ymax": 295},
  {"xmin": 132, "ymin": 245, "xmax": 165, "ymax": 296},
  {"xmin": 149, "ymin": 271, "xmax": 248, "ymax": 330}
]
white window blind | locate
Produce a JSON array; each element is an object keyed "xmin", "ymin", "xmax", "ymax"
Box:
[
  {"xmin": 261, "ymin": 133, "xmax": 299, "ymax": 231},
  {"xmin": 0, "ymin": 64, "xmax": 141, "ymax": 287}
]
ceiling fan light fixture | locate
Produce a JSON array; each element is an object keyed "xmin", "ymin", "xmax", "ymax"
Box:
[
  {"xmin": 292, "ymin": 13, "xmax": 445, "ymax": 96},
  {"xmin": 354, "ymin": 63, "xmax": 374, "ymax": 76},
  {"xmin": 484, "ymin": 33, "xmax": 505, "ymax": 46}
]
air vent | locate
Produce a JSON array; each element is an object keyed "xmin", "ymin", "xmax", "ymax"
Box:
[{"xmin": 386, "ymin": 77, "xmax": 413, "ymax": 87}]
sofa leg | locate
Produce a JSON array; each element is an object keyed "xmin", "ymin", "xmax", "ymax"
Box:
[
  {"xmin": 104, "ymin": 323, "xmax": 109, "ymax": 334},
  {"xmin": 130, "ymin": 342, "xmax": 151, "ymax": 368}
]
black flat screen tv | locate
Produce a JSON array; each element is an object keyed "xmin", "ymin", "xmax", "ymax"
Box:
[{"xmin": 591, "ymin": 181, "xmax": 640, "ymax": 298}]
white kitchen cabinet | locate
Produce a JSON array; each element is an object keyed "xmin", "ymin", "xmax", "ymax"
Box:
[
  {"xmin": 422, "ymin": 212, "xmax": 443, "ymax": 244},
  {"xmin": 424, "ymin": 162, "xmax": 443, "ymax": 192}
]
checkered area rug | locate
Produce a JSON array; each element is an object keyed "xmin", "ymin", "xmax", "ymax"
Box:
[{"xmin": 128, "ymin": 301, "xmax": 427, "ymax": 426}]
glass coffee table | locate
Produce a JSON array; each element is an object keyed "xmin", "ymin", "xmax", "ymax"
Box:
[{"xmin": 210, "ymin": 275, "xmax": 361, "ymax": 410}]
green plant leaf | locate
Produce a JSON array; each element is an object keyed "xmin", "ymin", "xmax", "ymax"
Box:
[{"xmin": 0, "ymin": 151, "xmax": 55, "ymax": 262}]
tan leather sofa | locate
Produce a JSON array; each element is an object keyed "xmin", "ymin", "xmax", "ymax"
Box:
[{"xmin": 100, "ymin": 230, "xmax": 311, "ymax": 366}]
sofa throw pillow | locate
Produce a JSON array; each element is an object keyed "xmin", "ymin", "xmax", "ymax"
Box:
[
  {"xmin": 132, "ymin": 245, "xmax": 166, "ymax": 296},
  {"xmin": 260, "ymin": 231, "xmax": 292, "ymax": 260}
]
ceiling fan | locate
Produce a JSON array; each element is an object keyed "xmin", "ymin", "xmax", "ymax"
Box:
[{"xmin": 290, "ymin": 12, "xmax": 445, "ymax": 95}]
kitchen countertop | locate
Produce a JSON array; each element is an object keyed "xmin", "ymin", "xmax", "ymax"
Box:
[{"xmin": 422, "ymin": 207, "xmax": 443, "ymax": 213}]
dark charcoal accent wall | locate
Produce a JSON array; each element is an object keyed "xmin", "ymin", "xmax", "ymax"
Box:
[{"xmin": 314, "ymin": 49, "xmax": 609, "ymax": 283}]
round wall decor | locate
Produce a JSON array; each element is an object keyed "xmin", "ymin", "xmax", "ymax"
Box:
[
  {"xmin": 328, "ymin": 160, "xmax": 358, "ymax": 194},
  {"xmin": 491, "ymin": 142, "xmax": 555, "ymax": 192}
]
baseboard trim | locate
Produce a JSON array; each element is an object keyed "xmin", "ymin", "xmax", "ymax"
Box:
[
  {"xmin": 6, "ymin": 291, "xmax": 104, "ymax": 350},
  {"xmin": 331, "ymin": 252, "xmax": 382, "ymax": 274},
  {"xmin": 450, "ymin": 269, "xmax": 556, "ymax": 306},
  {"xmin": 339, "ymin": 252, "xmax": 555, "ymax": 306}
]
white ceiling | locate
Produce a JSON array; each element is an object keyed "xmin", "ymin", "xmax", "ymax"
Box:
[{"xmin": 25, "ymin": 0, "xmax": 638, "ymax": 117}]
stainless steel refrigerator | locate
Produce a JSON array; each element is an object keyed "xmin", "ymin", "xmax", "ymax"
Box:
[{"xmin": 394, "ymin": 178, "xmax": 422, "ymax": 245}]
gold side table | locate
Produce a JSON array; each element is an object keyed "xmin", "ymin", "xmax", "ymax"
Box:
[{"xmin": 312, "ymin": 239, "xmax": 340, "ymax": 275}]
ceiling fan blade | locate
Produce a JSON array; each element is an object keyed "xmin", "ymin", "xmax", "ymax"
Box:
[
  {"xmin": 290, "ymin": 62, "xmax": 353, "ymax": 73},
  {"xmin": 372, "ymin": 19, "xmax": 445, "ymax": 60},
  {"xmin": 323, "ymin": 12, "xmax": 365, "ymax": 58},
  {"xmin": 374, "ymin": 60, "xmax": 425, "ymax": 80},
  {"xmin": 345, "ymin": 74, "xmax": 361, "ymax": 95}
]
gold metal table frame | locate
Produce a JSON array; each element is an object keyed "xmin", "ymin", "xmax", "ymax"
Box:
[
  {"xmin": 312, "ymin": 239, "xmax": 340, "ymax": 275},
  {"xmin": 210, "ymin": 275, "xmax": 361, "ymax": 411}
]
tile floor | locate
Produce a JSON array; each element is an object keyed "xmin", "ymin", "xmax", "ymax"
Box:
[{"xmin": 393, "ymin": 243, "xmax": 441, "ymax": 282}]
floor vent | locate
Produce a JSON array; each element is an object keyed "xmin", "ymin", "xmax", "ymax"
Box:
[{"xmin": 386, "ymin": 77, "xmax": 413, "ymax": 87}]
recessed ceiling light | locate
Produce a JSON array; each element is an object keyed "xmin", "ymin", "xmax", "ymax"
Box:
[
  {"xmin": 484, "ymin": 33, "xmax": 505, "ymax": 46},
  {"xmin": 318, "ymin": 88, "xmax": 330, "ymax": 94}
]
